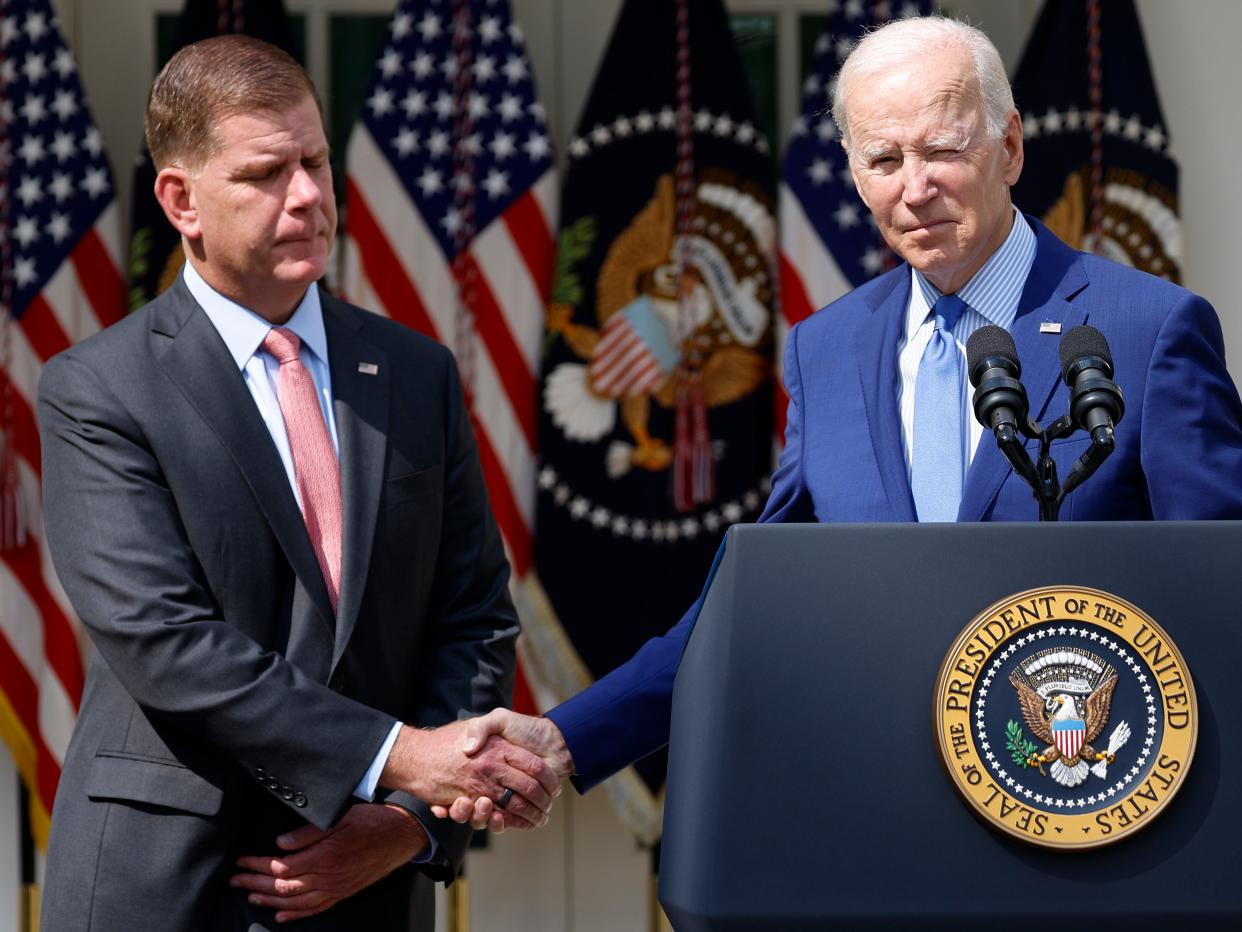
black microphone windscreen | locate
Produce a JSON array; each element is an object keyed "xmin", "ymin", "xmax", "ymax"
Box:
[
  {"xmin": 966, "ymin": 325, "xmax": 1020, "ymax": 385},
  {"xmin": 1059, "ymin": 325, "xmax": 1113, "ymax": 377}
]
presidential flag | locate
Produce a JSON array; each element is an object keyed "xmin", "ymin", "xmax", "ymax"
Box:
[
  {"xmin": 0, "ymin": 0, "xmax": 125, "ymax": 847},
  {"xmin": 777, "ymin": 0, "xmax": 931, "ymax": 439},
  {"xmin": 1011, "ymin": 0, "xmax": 1179, "ymax": 282},
  {"xmin": 521, "ymin": 0, "xmax": 775, "ymax": 843},
  {"xmin": 338, "ymin": 0, "xmax": 556, "ymax": 712},
  {"xmin": 127, "ymin": 0, "xmax": 300, "ymax": 310}
]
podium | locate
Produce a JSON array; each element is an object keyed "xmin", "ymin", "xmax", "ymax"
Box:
[{"xmin": 659, "ymin": 522, "xmax": 1242, "ymax": 930}]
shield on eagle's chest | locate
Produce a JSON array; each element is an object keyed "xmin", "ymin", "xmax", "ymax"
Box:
[
  {"xmin": 588, "ymin": 296, "xmax": 679, "ymax": 398},
  {"xmin": 1052, "ymin": 718, "xmax": 1086, "ymax": 759}
]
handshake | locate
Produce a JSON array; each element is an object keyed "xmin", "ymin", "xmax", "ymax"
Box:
[{"xmin": 381, "ymin": 709, "xmax": 576, "ymax": 832}]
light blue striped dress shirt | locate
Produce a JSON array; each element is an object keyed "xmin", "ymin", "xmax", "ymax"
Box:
[{"xmin": 897, "ymin": 207, "xmax": 1038, "ymax": 481}]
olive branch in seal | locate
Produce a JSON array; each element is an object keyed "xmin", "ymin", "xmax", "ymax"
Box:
[{"xmin": 1006, "ymin": 719, "xmax": 1040, "ymax": 768}]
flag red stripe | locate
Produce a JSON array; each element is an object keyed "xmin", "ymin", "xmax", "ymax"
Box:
[
  {"xmin": 779, "ymin": 253, "xmax": 817, "ymax": 328},
  {"xmin": 20, "ymin": 295, "xmax": 72, "ymax": 363},
  {"xmin": 70, "ymin": 228, "xmax": 126, "ymax": 327},
  {"xmin": 0, "ymin": 370, "xmax": 41, "ymax": 472},
  {"xmin": 470, "ymin": 412, "xmax": 532, "ymax": 577},
  {"xmin": 458, "ymin": 253, "xmax": 537, "ymax": 451},
  {"xmin": 501, "ymin": 190, "xmax": 554, "ymax": 300},
  {"xmin": 3, "ymin": 539, "xmax": 85, "ymax": 705},
  {"xmin": 0, "ymin": 627, "xmax": 62, "ymax": 806},
  {"xmin": 510, "ymin": 662, "xmax": 536, "ymax": 715},
  {"xmin": 774, "ymin": 383, "xmax": 790, "ymax": 448},
  {"xmin": 345, "ymin": 179, "xmax": 442, "ymax": 341}
]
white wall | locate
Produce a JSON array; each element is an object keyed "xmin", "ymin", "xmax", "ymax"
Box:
[{"xmin": 6, "ymin": 1, "xmax": 1242, "ymax": 930}]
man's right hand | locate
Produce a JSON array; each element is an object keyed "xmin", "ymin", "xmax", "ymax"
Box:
[
  {"xmin": 379, "ymin": 720, "xmax": 561, "ymax": 831},
  {"xmin": 429, "ymin": 709, "xmax": 575, "ymax": 832}
]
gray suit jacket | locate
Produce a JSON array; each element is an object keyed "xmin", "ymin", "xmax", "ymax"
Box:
[{"xmin": 37, "ymin": 279, "xmax": 517, "ymax": 931}]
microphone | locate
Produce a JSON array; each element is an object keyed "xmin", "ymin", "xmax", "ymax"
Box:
[
  {"xmin": 967, "ymin": 325, "xmax": 1031, "ymax": 440},
  {"xmin": 1057, "ymin": 325, "xmax": 1125, "ymax": 499},
  {"xmin": 1058, "ymin": 325, "xmax": 1125, "ymax": 442},
  {"xmin": 966, "ymin": 325, "xmax": 1040, "ymax": 491}
]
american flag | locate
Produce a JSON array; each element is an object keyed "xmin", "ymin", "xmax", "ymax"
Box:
[
  {"xmin": 339, "ymin": 0, "xmax": 555, "ymax": 707},
  {"xmin": 0, "ymin": 0, "xmax": 125, "ymax": 847},
  {"xmin": 776, "ymin": 0, "xmax": 930, "ymax": 438}
]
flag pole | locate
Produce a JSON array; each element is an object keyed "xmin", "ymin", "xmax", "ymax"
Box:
[
  {"xmin": 447, "ymin": 863, "xmax": 470, "ymax": 932},
  {"xmin": 649, "ymin": 843, "xmax": 673, "ymax": 932},
  {"xmin": 18, "ymin": 783, "xmax": 38, "ymax": 932}
]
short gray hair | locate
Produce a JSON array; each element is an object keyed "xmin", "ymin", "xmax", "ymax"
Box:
[{"xmin": 831, "ymin": 16, "xmax": 1014, "ymax": 146}]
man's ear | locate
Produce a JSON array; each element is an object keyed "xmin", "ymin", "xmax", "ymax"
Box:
[
  {"xmin": 153, "ymin": 166, "xmax": 200, "ymax": 239},
  {"xmin": 1001, "ymin": 109, "xmax": 1024, "ymax": 187}
]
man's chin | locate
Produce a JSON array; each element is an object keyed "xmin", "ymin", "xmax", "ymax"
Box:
[
  {"xmin": 273, "ymin": 258, "xmax": 328, "ymax": 287},
  {"xmin": 904, "ymin": 249, "xmax": 966, "ymax": 291}
]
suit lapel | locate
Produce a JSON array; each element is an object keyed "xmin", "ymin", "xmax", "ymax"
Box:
[
  {"xmin": 321, "ymin": 294, "xmax": 389, "ymax": 670},
  {"xmin": 958, "ymin": 218, "xmax": 1090, "ymax": 521},
  {"xmin": 856, "ymin": 269, "xmax": 917, "ymax": 521},
  {"xmin": 152, "ymin": 279, "xmax": 337, "ymax": 628}
]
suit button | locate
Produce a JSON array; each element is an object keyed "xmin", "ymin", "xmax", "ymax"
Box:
[
  {"xmin": 264, "ymin": 778, "xmax": 279, "ymax": 791},
  {"xmin": 281, "ymin": 787, "xmax": 294, "ymax": 800},
  {"xmin": 254, "ymin": 768, "xmax": 267, "ymax": 779},
  {"xmin": 329, "ymin": 672, "xmax": 348, "ymax": 692},
  {"xmin": 293, "ymin": 793, "xmax": 308, "ymax": 808}
]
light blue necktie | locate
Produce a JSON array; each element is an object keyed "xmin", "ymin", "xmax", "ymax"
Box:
[{"xmin": 912, "ymin": 294, "xmax": 968, "ymax": 522}]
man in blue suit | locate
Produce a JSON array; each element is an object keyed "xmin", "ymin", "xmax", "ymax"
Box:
[{"xmin": 439, "ymin": 15, "xmax": 1242, "ymax": 820}]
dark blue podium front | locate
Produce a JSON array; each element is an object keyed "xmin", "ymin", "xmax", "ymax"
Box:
[{"xmin": 660, "ymin": 522, "xmax": 1242, "ymax": 930}]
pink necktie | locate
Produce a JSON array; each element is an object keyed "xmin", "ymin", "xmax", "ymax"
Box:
[{"xmin": 263, "ymin": 327, "xmax": 342, "ymax": 612}]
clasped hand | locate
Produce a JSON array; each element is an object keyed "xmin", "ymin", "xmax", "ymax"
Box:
[
  {"xmin": 231, "ymin": 713, "xmax": 569, "ymax": 920},
  {"xmin": 429, "ymin": 708, "xmax": 576, "ymax": 833}
]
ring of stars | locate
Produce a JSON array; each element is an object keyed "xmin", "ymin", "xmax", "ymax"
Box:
[
  {"xmin": 1021, "ymin": 107, "xmax": 1172, "ymax": 157},
  {"xmin": 567, "ymin": 108, "xmax": 770, "ymax": 161},
  {"xmin": 537, "ymin": 463, "xmax": 770, "ymax": 543},
  {"xmin": 973, "ymin": 626, "xmax": 1159, "ymax": 810}
]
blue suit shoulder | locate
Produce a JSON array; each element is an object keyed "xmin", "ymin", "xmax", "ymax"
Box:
[{"xmin": 1076, "ymin": 249, "xmax": 1201, "ymax": 310}]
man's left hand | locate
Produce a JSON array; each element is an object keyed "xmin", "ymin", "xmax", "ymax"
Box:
[{"xmin": 231, "ymin": 803, "xmax": 428, "ymax": 922}]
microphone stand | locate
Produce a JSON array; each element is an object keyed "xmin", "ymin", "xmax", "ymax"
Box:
[{"xmin": 1006, "ymin": 414, "xmax": 1117, "ymax": 522}]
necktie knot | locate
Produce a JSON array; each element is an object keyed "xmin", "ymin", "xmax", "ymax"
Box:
[
  {"xmin": 263, "ymin": 327, "xmax": 302, "ymax": 366},
  {"xmin": 933, "ymin": 294, "xmax": 968, "ymax": 333}
]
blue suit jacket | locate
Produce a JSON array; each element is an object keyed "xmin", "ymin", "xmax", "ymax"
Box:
[{"xmin": 547, "ymin": 217, "xmax": 1242, "ymax": 791}]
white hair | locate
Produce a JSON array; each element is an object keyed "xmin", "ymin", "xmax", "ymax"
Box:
[{"xmin": 831, "ymin": 16, "xmax": 1015, "ymax": 146}]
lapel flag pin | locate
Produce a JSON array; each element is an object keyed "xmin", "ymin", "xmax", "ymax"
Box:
[
  {"xmin": 1039, "ymin": 322, "xmax": 1062, "ymax": 334},
  {"xmin": 358, "ymin": 362, "xmax": 379, "ymax": 375}
]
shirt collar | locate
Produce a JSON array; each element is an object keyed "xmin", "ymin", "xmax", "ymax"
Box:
[
  {"xmin": 183, "ymin": 261, "xmax": 329, "ymax": 371},
  {"xmin": 905, "ymin": 205, "xmax": 1036, "ymax": 340}
]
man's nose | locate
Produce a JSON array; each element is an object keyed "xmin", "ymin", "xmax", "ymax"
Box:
[
  {"xmin": 287, "ymin": 166, "xmax": 322, "ymax": 209},
  {"xmin": 900, "ymin": 159, "xmax": 938, "ymax": 206}
]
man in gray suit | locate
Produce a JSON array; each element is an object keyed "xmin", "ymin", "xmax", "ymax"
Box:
[{"xmin": 37, "ymin": 35, "xmax": 555, "ymax": 929}]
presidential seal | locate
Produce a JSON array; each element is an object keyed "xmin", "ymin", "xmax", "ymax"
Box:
[{"xmin": 933, "ymin": 587, "xmax": 1196, "ymax": 850}]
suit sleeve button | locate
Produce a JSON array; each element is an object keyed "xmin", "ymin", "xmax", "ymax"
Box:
[
  {"xmin": 255, "ymin": 768, "xmax": 267, "ymax": 779},
  {"xmin": 280, "ymin": 786, "xmax": 295, "ymax": 800},
  {"xmin": 264, "ymin": 778, "xmax": 279, "ymax": 791},
  {"xmin": 293, "ymin": 793, "xmax": 308, "ymax": 808}
]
